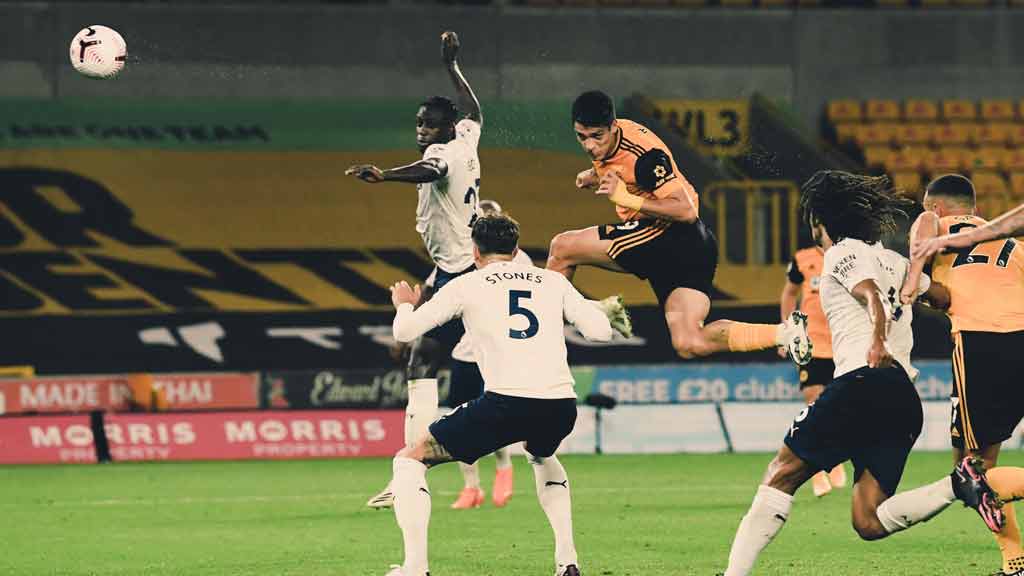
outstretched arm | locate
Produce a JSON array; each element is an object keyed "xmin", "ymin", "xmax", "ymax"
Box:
[
  {"xmin": 914, "ymin": 203, "xmax": 1024, "ymax": 260},
  {"xmin": 345, "ymin": 157, "xmax": 448, "ymax": 185},
  {"xmin": 441, "ymin": 31, "xmax": 482, "ymax": 127}
]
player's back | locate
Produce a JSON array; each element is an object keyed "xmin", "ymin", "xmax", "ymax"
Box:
[
  {"xmin": 933, "ymin": 214, "xmax": 1024, "ymax": 333},
  {"xmin": 822, "ymin": 239, "xmax": 916, "ymax": 379},
  {"xmin": 455, "ymin": 260, "xmax": 602, "ymax": 399},
  {"xmin": 592, "ymin": 118, "xmax": 698, "ymax": 222},
  {"xmin": 793, "ymin": 247, "xmax": 832, "ymax": 358}
]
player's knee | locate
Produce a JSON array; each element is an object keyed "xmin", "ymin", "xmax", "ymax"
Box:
[
  {"xmin": 671, "ymin": 333, "xmax": 711, "ymax": 359},
  {"xmin": 852, "ymin": 516, "xmax": 887, "ymax": 541},
  {"xmin": 547, "ymin": 233, "xmax": 575, "ymax": 269}
]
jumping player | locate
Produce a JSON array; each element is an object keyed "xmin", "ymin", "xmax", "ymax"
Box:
[
  {"xmin": 903, "ymin": 174, "xmax": 1024, "ymax": 576},
  {"xmin": 548, "ymin": 91, "xmax": 812, "ymax": 365},
  {"xmin": 384, "ymin": 214, "xmax": 609, "ymax": 576},
  {"xmin": 720, "ymin": 171, "xmax": 1004, "ymax": 576}
]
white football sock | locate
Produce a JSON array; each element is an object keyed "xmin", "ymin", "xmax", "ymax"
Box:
[
  {"xmin": 392, "ymin": 457, "xmax": 430, "ymax": 575},
  {"xmin": 725, "ymin": 484, "xmax": 793, "ymax": 576},
  {"xmin": 459, "ymin": 462, "xmax": 481, "ymax": 489},
  {"xmin": 876, "ymin": 476, "xmax": 955, "ymax": 533},
  {"xmin": 494, "ymin": 445, "xmax": 513, "ymax": 470},
  {"xmin": 405, "ymin": 379, "xmax": 438, "ymax": 446},
  {"xmin": 531, "ymin": 456, "xmax": 577, "ymax": 569}
]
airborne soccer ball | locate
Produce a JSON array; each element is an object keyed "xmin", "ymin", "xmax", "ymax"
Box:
[{"xmin": 69, "ymin": 25, "xmax": 126, "ymax": 79}]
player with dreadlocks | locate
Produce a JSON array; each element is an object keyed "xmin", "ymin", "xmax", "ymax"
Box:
[{"xmin": 719, "ymin": 170, "xmax": 1004, "ymax": 576}]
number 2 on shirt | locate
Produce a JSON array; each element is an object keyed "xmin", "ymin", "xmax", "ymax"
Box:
[
  {"xmin": 465, "ymin": 178, "xmax": 481, "ymax": 228},
  {"xmin": 508, "ymin": 290, "xmax": 539, "ymax": 340}
]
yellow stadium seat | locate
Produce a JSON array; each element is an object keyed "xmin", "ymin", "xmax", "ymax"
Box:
[
  {"xmin": 895, "ymin": 123, "xmax": 934, "ymax": 145},
  {"xmin": 972, "ymin": 171, "xmax": 1009, "ymax": 196},
  {"xmin": 943, "ymin": 100, "xmax": 977, "ymax": 121},
  {"xmin": 981, "ymin": 100, "xmax": 1015, "ymax": 121},
  {"xmin": 965, "ymin": 147, "xmax": 1007, "ymax": 171},
  {"xmin": 971, "ymin": 123, "xmax": 1012, "ymax": 146},
  {"xmin": 891, "ymin": 171, "xmax": 923, "ymax": 195},
  {"xmin": 855, "ymin": 123, "xmax": 897, "ymax": 146},
  {"xmin": 828, "ymin": 100, "xmax": 862, "ymax": 123},
  {"xmin": 925, "ymin": 147, "xmax": 967, "ymax": 173},
  {"xmin": 865, "ymin": 100, "xmax": 901, "ymax": 121},
  {"xmin": 1004, "ymin": 148, "xmax": 1024, "ymax": 172},
  {"xmin": 905, "ymin": 99, "xmax": 939, "ymax": 121},
  {"xmin": 1009, "ymin": 125, "xmax": 1024, "ymax": 146},
  {"xmin": 933, "ymin": 122, "xmax": 971, "ymax": 146},
  {"xmin": 977, "ymin": 190, "xmax": 1011, "ymax": 220},
  {"xmin": 1010, "ymin": 172, "xmax": 1024, "ymax": 201},
  {"xmin": 889, "ymin": 147, "xmax": 928, "ymax": 172},
  {"xmin": 835, "ymin": 123, "xmax": 859, "ymax": 144},
  {"xmin": 864, "ymin": 146, "xmax": 895, "ymax": 170}
]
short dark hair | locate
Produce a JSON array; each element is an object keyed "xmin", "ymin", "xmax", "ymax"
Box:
[
  {"xmin": 420, "ymin": 96, "xmax": 458, "ymax": 127},
  {"xmin": 926, "ymin": 174, "xmax": 976, "ymax": 205},
  {"xmin": 634, "ymin": 148, "xmax": 674, "ymax": 191},
  {"xmin": 472, "ymin": 214, "xmax": 519, "ymax": 256},
  {"xmin": 572, "ymin": 90, "xmax": 615, "ymax": 127},
  {"xmin": 799, "ymin": 170, "xmax": 913, "ymax": 244}
]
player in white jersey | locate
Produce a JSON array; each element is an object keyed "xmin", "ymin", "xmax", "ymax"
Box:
[
  {"xmin": 347, "ymin": 31, "xmax": 485, "ymax": 509},
  {"xmin": 384, "ymin": 214, "xmax": 609, "ymax": 576},
  {"xmin": 720, "ymin": 171, "xmax": 1004, "ymax": 576}
]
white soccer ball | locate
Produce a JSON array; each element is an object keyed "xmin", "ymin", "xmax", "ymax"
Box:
[{"xmin": 69, "ymin": 25, "xmax": 126, "ymax": 79}]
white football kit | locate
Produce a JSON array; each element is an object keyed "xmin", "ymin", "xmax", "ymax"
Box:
[
  {"xmin": 821, "ymin": 238, "xmax": 930, "ymax": 381},
  {"xmin": 394, "ymin": 259, "xmax": 613, "ymax": 399},
  {"xmin": 416, "ymin": 118, "xmax": 481, "ymax": 273}
]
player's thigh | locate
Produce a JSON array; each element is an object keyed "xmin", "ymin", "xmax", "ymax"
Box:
[
  {"xmin": 429, "ymin": 393, "xmax": 520, "ymax": 465},
  {"xmin": 761, "ymin": 443, "xmax": 816, "ymax": 494},
  {"xmin": 549, "ymin": 225, "xmax": 623, "ymax": 271},
  {"xmin": 524, "ymin": 398, "xmax": 578, "ymax": 459},
  {"xmin": 663, "ymin": 287, "xmax": 712, "ymax": 343},
  {"xmin": 953, "ymin": 331, "xmax": 1024, "ymax": 452}
]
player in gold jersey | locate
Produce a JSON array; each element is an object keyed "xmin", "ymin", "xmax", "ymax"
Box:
[
  {"xmin": 915, "ymin": 203, "xmax": 1024, "ymax": 261},
  {"xmin": 905, "ymin": 174, "xmax": 1024, "ymax": 576},
  {"xmin": 780, "ymin": 245, "xmax": 847, "ymax": 497},
  {"xmin": 547, "ymin": 91, "xmax": 812, "ymax": 365}
]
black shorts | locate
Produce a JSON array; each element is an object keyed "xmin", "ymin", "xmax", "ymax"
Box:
[
  {"xmin": 422, "ymin": 264, "xmax": 474, "ymax": 351},
  {"xmin": 951, "ymin": 330, "xmax": 1024, "ymax": 451},
  {"xmin": 598, "ymin": 218, "xmax": 718, "ymax": 308},
  {"xmin": 444, "ymin": 359, "xmax": 485, "ymax": 408},
  {"xmin": 430, "ymin": 391, "xmax": 577, "ymax": 464},
  {"xmin": 798, "ymin": 357, "xmax": 836, "ymax": 389},
  {"xmin": 783, "ymin": 364, "xmax": 923, "ymax": 496}
]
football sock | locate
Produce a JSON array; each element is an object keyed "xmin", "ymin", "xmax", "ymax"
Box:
[
  {"xmin": 876, "ymin": 476, "xmax": 955, "ymax": 533},
  {"xmin": 531, "ymin": 456, "xmax": 578, "ymax": 569},
  {"xmin": 405, "ymin": 379, "xmax": 438, "ymax": 446},
  {"xmin": 725, "ymin": 484, "xmax": 792, "ymax": 576},
  {"xmin": 392, "ymin": 457, "xmax": 430, "ymax": 575},
  {"xmin": 495, "ymin": 446, "xmax": 513, "ymax": 470},
  {"xmin": 985, "ymin": 467, "xmax": 1024, "ymax": 572},
  {"xmin": 459, "ymin": 462, "xmax": 481, "ymax": 489},
  {"xmin": 727, "ymin": 323, "xmax": 780, "ymax": 353}
]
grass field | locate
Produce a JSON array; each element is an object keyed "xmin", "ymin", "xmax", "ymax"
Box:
[{"xmin": 3, "ymin": 451, "xmax": 1021, "ymax": 575}]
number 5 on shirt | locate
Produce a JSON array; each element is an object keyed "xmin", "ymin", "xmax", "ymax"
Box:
[{"xmin": 509, "ymin": 290, "xmax": 539, "ymax": 339}]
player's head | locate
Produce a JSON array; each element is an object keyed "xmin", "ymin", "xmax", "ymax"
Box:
[
  {"xmin": 478, "ymin": 199, "xmax": 503, "ymax": 217},
  {"xmin": 417, "ymin": 96, "xmax": 459, "ymax": 152},
  {"xmin": 799, "ymin": 170, "xmax": 912, "ymax": 245},
  {"xmin": 923, "ymin": 174, "xmax": 976, "ymax": 216},
  {"xmin": 634, "ymin": 148, "xmax": 673, "ymax": 192},
  {"xmin": 471, "ymin": 213, "xmax": 520, "ymax": 261},
  {"xmin": 572, "ymin": 90, "xmax": 618, "ymax": 160}
]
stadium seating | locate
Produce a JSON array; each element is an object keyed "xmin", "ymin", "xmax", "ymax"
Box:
[{"xmin": 826, "ymin": 98, "xmax": 1024, "ymax": 207}]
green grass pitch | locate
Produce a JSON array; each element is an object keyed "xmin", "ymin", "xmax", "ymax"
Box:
[{"xmin": 2, "ymin": 451, "xmax": 1020, "ymax": 575}]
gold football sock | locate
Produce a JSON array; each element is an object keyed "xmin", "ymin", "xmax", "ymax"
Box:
[
  {"xmin": 986, "ymin": 467, "xmax": 1024, "ymax": 573},
  {"xmin": 727, "ymin": 323, "xmax": 779, "ymax": 353}
]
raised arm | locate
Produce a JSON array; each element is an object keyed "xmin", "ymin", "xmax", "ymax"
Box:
[
  {"xmin": 850, "ymin": 278, "xmax": 893, "ymax": 369},
  {"xmin": 562, "ymin": 279, "xmax": 613, "ymax": 342},
  {"xmin": 914, "ymin": 203, "xmax": 1024, "ymax": 260},
  {"xmin": 900, "ymin": 211, "xmax": 939, "ymax": 304},
  {"xmin": 345, "ymin": 157, "xmax": 447, "ymax": 185},
  {"xmin": 441, "ymin": 31, "xmax": 482, "ymax": 127}
]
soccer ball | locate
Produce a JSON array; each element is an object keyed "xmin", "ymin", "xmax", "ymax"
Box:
[{"xmin": 69, "ymin": 25, "xmax": 126, "ymax": 79}]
